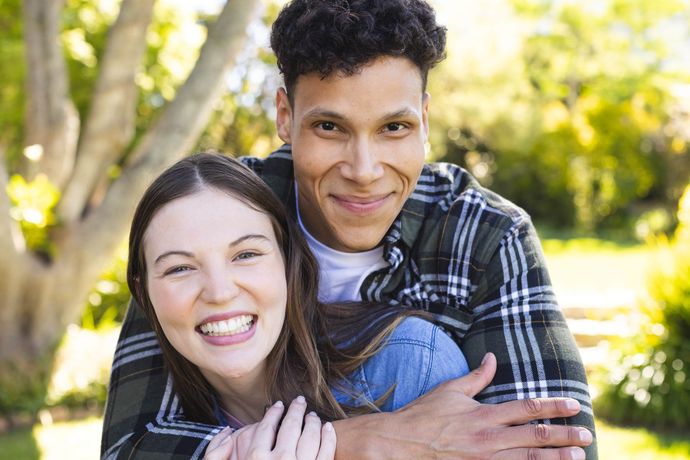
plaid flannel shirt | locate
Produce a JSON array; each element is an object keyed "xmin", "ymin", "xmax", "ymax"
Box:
[{"xmin": 101, "ymin": 145, "xmax": 597, "ymax": 459}]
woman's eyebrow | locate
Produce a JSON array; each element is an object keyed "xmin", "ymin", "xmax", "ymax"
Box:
[
  {"xmin": 154, "ymin": 250, "xmax": 193, "ymax": 265},
  {"xmin": 153, "ymin": 234, "xmax": 271, "ymax": 265}
]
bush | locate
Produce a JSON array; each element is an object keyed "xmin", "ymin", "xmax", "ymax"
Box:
[{"xmin": 595, "ymin": 184, "xmax": 690, "ymax": 430}]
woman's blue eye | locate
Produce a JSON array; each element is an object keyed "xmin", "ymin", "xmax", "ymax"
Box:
[
  {"xmin": 165, "ymin": 266, "xmax": 192, "ymax": 275},
  {"xmin": 236, "ymin": 251, "xmax": 259, "ymax": 260}
]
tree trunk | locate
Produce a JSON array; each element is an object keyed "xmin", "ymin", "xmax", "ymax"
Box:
[{"xmin": 0, "ymin": 0, "xmax": 262, "ymax": 415}]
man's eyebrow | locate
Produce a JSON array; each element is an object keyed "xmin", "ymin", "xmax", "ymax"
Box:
[
  {"xmin": 380, "ymin": 108, "xmax": 418, "ymax": 121},
  {"xmin": 303, "ymin": 107, "xmax": 419, "ymax": 122},
  {"xmin": 303, "ymin": 108, "xmax": 346, "ymax": 120},
  {"xmin": 153, "ymin": 234, "xmax": 270, "ymax": 265}
]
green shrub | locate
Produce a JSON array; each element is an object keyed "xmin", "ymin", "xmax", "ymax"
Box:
[
  {"xmin": 595, "ymin": 184, "xmax": 690, "ymax": 430},
  {"xmin": 80, "ymin": 241, "xmax": 130, "ymax": 330}
]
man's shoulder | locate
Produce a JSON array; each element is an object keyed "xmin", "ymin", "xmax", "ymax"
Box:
[
  {"xmin": 238, "ymin": 146, "xmax": 294, "ymax": 201},
  {"xmin": 413, "ymin": 161, "xmax": 530, "ymax": 234},
  {"xmin": 238, "ymin": 145, "xmax": 293, "ymax": 175}
]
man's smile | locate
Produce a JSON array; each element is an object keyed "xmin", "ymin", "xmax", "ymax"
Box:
[{"xmin": 330, "ymin": 193, "xmax": 394, "ymax": 215}]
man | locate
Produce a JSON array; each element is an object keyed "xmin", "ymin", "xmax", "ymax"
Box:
[{"xmin": 101, "ymin": 0, "xmax": 596, "ymax": 458}]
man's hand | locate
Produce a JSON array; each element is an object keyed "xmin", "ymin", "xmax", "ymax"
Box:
[{"xmin": 333, "ymin": 353, "xmax": 593, "ymax": 460}]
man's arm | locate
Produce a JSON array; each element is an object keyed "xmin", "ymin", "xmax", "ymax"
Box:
[
  {"xmin": 101, "ymin": 301, "xmax": 223, "ymax": 459},
  {"xmin": 332, "ymin": 353, "xmax": 592, "ymax": 460},
  {"xmin": 461, "ymin": 217, "xmax": 597, "ymax": 458}
]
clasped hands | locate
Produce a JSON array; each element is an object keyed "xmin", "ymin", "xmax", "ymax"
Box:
[{"xmin": 205, "ymin": 353, "xmax": 593, "ymax": 460}]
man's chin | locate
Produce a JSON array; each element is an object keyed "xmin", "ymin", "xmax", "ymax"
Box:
[{"xmin": 331, "ymin": 229, "xmax": 387, "ymax": 253}]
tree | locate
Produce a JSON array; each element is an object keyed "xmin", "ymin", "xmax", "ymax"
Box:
[
  {"xmin": 427, "ymin": 0, "xmax": 690, "ymax": 232},
  {"xmin": 0, "ymin": 0, "xmax": 260, "ymax": 413}
]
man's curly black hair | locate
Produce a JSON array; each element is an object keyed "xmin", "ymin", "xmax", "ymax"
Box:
[{"xmin": 270, "ymin": 0, "xmax": 447, "ymax": 102}]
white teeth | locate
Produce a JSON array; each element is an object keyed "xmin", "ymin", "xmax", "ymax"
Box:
[{"xmin": 199, "ymin": 314, "xmax": 254, "ymax": 336}]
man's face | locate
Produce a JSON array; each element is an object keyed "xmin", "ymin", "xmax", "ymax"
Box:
[{"xmin": 276, "ymin": 56, "xmax": 429, "ymax": 253}]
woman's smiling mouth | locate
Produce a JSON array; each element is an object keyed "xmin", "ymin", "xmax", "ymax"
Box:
[{"xmin": 198, "ymin": 314, "xmax": 256, "ymax": 337}]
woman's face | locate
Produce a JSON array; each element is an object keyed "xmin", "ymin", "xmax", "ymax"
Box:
[{"xmin": 143, "ymin": 187, "xmax": 287, "ymax": 388}]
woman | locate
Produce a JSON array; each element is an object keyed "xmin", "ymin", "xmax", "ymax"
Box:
[{"xmin": 127, "ymin": 153, "xmax": 469, "ymax": 459}]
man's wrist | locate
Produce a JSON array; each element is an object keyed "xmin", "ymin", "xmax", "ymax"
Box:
[{"xmin": 331, "ymin": 411, "xmax": 408, "ymax": 460}]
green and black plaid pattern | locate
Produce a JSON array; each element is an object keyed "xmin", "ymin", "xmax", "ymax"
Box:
[{"xmin": 101, "ymin": 145, "xmax": 596, "ymax": 459}]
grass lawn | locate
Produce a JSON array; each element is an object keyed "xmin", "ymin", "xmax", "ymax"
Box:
[
  {"xmin": 0, "ymin": 416, "xmax": 689, "ymax": 459},
  {"xmin": 541, "ymin": 237, "xmax": 661, "ymax": 309},
  {"xmin": 597, "ymin": 419, "xmax": 690, "ymax": 459},
  {"xmin": 0, "ymin": 417, "xmax": 102, "ymax": 460}
]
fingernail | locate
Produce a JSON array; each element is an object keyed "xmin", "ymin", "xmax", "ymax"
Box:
[
  {"xmin": 578, "ymin": 429, "xmax": 592, "ymax": 443},
  {"xmin": 274, "ymin": 400, "xmax": 284, "ymax": 408},
  {"xmin": 569, "ymin": 447, "xmax": 585, "ymax": 460},
  {"xmin": 324, "ymin": 422, "xmax": 333, "ymax": 432},
  {"xmin": 565, "ymin": 399, "xmax": 580, "ymax": 411},
  {"xmin": 480, "ymin": 353, "xmax": 490, "ymax": 366},
  {"xmin": 308, "ymin": 411, "xmax": 318, "ymax": 417},
  {"xmin": 296, "ymin": 395, "xmax": 306, "ymax": 403}
]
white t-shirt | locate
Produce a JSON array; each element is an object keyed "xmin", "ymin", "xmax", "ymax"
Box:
[{"xmin": 296, "ymin": 193, "xmax": 387, "ymax": 303}]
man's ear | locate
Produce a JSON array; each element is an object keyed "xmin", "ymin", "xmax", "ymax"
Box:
[
  {"xmin": 422, "ymin": 92, "xmax": 431, "ymax": 139},
  {"xmin": 276, "ymin": 88, "xmax": 292, "ymax": 144}
]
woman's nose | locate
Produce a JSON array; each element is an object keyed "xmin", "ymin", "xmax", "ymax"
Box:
[{"xmin": 201, "ymin": 266, "xmax": 239, "ymax": 304}]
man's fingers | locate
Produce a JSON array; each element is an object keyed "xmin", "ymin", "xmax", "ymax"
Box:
[
  {"xmin": 492, "ymin": 446, "xmax": 586, "ymax": 460},
  {"xmin": 315, "ymin": 422, "xmax": 337, "ymax": 460},
  {"xmin": 295, "ymin": 411, "xmax": 322, "ymax": 459},
  {"xmin": 489, "ymin": 397, "xmax": 583, "ymax": 426},
  {"xmin": 447, "ymin": 352, "xmax": 497, "ymax": 398},
  {"xmin": 485, "ymin": 423, "xmax": 593, "ymax": 451}
]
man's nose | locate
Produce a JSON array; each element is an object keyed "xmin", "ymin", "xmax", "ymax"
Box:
[
  {"xmin": 341, "ymin": 139, "xmax": 385, "ymax": 185},
  {"xmin": 201, "ymin": 266, "xmax": 239, "ymax": 304}
]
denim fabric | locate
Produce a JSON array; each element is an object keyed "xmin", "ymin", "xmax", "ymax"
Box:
[{"xmin": 332, "ymin": 317, "xmax": 469, "ymax": 412}]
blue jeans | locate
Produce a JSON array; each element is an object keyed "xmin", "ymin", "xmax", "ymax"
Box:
[{"xmin": 333, "ymin": 317, "xmax": 470, "ymax": 411}]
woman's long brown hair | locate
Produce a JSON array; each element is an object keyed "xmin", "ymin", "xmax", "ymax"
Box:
[{"xmin": 127, "ymin": 153, "xmax": 421, "ymax": 423}]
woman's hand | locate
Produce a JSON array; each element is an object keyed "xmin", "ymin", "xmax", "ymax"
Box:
[{"xmin": 204, "ymin": 397, "xmax": 337, "ymax": 460}]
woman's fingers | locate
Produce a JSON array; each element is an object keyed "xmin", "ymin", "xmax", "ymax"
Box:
[
  {"xmin": 315, "ymin": 422, "xmax": 336, "ymax": 460},
  {"xmin": 204, "ymin": 426, "xmax": 234, "ymax": 460},
  {"xmin": 295, "ymin": 411, "xmax": 323, "ymax": 459},
  {"xmin": 274, "ymin": 396, "xmax": 309, "ymax": 454},
  {"xmin": 251, "ymin": 400, "xmax": 285, "ymax": 450},
  {"xmin": 226, "ymin": 397, "xmax": 337, "ymax": 460}
]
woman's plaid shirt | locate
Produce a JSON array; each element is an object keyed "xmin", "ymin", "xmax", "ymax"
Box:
[{"xmin": 101, "ymin": 145, "xmax": 596, "ymax": 459}]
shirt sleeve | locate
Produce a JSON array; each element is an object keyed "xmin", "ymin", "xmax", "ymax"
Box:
[
  {"xmin": 463, "ymin": 218, "xmax": 598, "ymax": 459},
  {"xmin": 100, "ymin": 301, "xmax": 223, "ymax": 459}
]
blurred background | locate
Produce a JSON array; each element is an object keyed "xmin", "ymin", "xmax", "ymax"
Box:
[{"xmin": 1, "ymin": 0, "xmax": 689, "ymax": 458}]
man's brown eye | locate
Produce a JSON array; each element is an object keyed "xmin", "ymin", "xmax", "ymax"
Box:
[
  {"xmin": 320, "ymin": 122, "xmax": 336, "ymax": 131},
  {"xmin": 387, "ymin": 123, "xmax": 403, "ymax": 131}
]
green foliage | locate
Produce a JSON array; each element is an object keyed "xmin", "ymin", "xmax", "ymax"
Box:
[
  {"xmin": 0, "ymin": 356, "xmax": 53, "ymax": 415},
  {"xmin": 428, "ymin": 0, "xmax": 690, "ymax": 234},
  {"xmin": 61, "ymin": 0, "xmax": 116, "ymax": 119},
  {"xmin": 80, "ymin": 242, "xmax": 129, "ymax": 329},
  {"xmin": 196, "ymin": 2, "xmax": 282, "ymax": 158},
  {"xmin": 6, "ymin": 174, "xmax": 60, "ymax": 254},
  {"xmin": 135, "ymin": 1, "xmax": 206, "ymax": 133},
  {"xmin": 0, "ymin": 0, "xmax": 25, "ymax": 166},
  {"xmin": 595, "ymin": 184, "xmax": 690, "ymax": 430}
]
